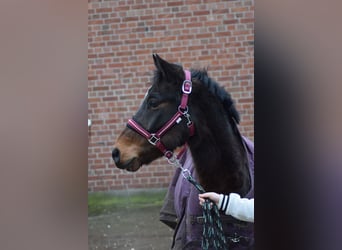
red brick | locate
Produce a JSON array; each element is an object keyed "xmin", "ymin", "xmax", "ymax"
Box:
[
  {"xmin": 122, "ymin": 16, "xmax": 139, "ymax": 22},
  {"xmin": 96, "ymin": 8, "xmax": 112, "ymax": 13},
  {"xmin": 114, "ymin": 6, "xmax": 130, "ymax": 11},
  {"xmin": 140, "ymin": 15, "xmax": 153, "ymax": 21},
  {"xmin": 194, "ymin": 10, "xmax": 210, "ymax": 16},
  {"xmin": 223, "ymin": 19, "xmax": 238, "ymax": 25},
  {"xmin": 167, "ymin": 1, "xmax": 183, "ymax": 7},
  {"xmin": 212, "ymin": 9, "xmax": 229, "ymax": 14}
]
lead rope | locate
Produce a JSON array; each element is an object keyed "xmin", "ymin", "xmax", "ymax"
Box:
[{"xmin": 167, "ymin": 155, "xmax": 228, "ymax": 250}]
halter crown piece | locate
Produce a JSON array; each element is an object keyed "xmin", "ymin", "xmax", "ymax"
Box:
[{"xmin": 127, "ymin": 70, "xmax": 195, "ymax": 160}]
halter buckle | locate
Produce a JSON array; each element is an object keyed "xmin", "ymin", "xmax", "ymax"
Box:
[
  {"xmin": 182, "ymin": 80, "xmax": 192, "ymax": 94},
  {"xmin": 148, "ymin": 134, "xmax": 160, "ymax": 145}
]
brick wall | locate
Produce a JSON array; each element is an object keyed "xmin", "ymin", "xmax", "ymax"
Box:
[{"xmin": 88, "ymin": 0, "xmax": 254, "ymax": 192}]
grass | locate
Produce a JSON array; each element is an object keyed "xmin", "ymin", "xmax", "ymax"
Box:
[{"xmin": 88, "ymin": 190, "xmax": 167, "ymax": 216}]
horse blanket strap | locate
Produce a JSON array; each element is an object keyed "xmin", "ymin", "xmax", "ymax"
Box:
[{"xmin": 127, "ymin": 70, "xmax": 195, "ymax": 159}]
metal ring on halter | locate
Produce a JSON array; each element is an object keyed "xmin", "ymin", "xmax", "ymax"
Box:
[
  {"xmin": 178, "ymin": 105, "xmax": 188, "ymax": 114},
  {"xmin": 164, "ymin": 151, "xmax": 174, "ymax": 160},
  {"xmin": 167, "ymin": 154, "xmax": 176, "ymax": 164},
  {"xmin": 148, "ymin": 134, "xmax": 160, "ymax": 145}
]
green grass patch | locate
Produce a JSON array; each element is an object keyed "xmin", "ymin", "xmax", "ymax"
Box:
[{"xmin": 88, "ymin": 190, "xmax": 167, "ymax": 216}]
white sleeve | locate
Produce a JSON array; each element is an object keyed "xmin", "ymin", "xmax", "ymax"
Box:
[
  {"xmin": 218, "ymin": 193, "xmax": 254, "ymax": 223},
  {"xmin": 226, "ymin": 193, "xmax": 254, "ymax": 222}
]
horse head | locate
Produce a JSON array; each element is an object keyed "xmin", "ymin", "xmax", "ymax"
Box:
[{"xmin": 112, "ymin": 54, "xmax": 194, "ymax": 171}]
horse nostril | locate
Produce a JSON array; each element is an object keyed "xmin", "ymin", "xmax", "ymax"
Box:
[{"xmin": 112, "ymin": 148, "xmax": 120, "ymax": 165}]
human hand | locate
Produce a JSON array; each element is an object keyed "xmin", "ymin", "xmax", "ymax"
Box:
[{"xmin": 198, "ymin": 192, "xmax": 220, "ymax": 206}]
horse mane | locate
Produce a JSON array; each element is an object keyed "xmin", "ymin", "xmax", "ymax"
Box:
[
  {"xmin": 190, "ymin": 69, "xmax": 240, "ymax": 124},
  {"xmin": 188, "ymin": 68, "xmax": 250, "ymax": 194}
]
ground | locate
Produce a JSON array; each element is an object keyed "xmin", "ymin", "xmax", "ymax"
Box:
[{"xmin": 88, "ymin": 190, "xmax": 174, "ymax": 250}]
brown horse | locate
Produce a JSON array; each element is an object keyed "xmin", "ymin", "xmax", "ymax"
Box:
[{"xmin": 112, "ymin": 54, "xmax": 254, "ymax": 249}]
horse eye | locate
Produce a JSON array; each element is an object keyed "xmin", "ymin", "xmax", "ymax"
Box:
[{"xmin": 148, "ymin": 99, "xmax": 160, "ymax": 109}]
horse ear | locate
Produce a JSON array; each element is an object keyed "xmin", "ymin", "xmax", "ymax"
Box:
[
  {"xmin": 152, "ymin": 54, "xmax": 182, "ymax": 82},
  {"xmin": 153, "ymin": 54, "xmax": 167, "ymax": 77}
]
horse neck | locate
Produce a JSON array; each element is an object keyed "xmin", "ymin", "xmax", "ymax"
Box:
[{"xmin": 187, "ymin": 102, "xmax": 251, "ymax": 195}]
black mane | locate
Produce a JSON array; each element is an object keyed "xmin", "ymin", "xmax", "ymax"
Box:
[{"xmin": 190, "ymin": 69, "xmax": 240, "ymax": 124}]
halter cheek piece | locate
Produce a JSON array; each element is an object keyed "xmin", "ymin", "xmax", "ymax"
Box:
[{"xmin": 127, "ymin": 70, "xmax": 195, "ymax": 159}]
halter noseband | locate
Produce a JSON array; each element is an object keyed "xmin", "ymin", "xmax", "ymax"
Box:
[{"xmin": 127, "ymin": 70, "xmax": 195, "ymax": 159}]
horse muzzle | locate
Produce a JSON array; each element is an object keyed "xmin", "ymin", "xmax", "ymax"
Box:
[{"xmin": 112, "ymin": 147, "xmax": 142, "ymax": 171}]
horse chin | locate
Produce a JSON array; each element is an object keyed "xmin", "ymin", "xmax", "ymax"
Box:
[
  {"xmin": 126, "ymin": 162, "xmax": 142, "ymax": 172},
  {"xmin": 115, "ymin": 157, "xmax": 141, "ymax": 172},
  {"xmin": 124, "ymin": 158, "xmax": 142, "ymax": 172},
  {"xmin": 125, "ymin": 154, "xmax": 159, "ymax": 172}
]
